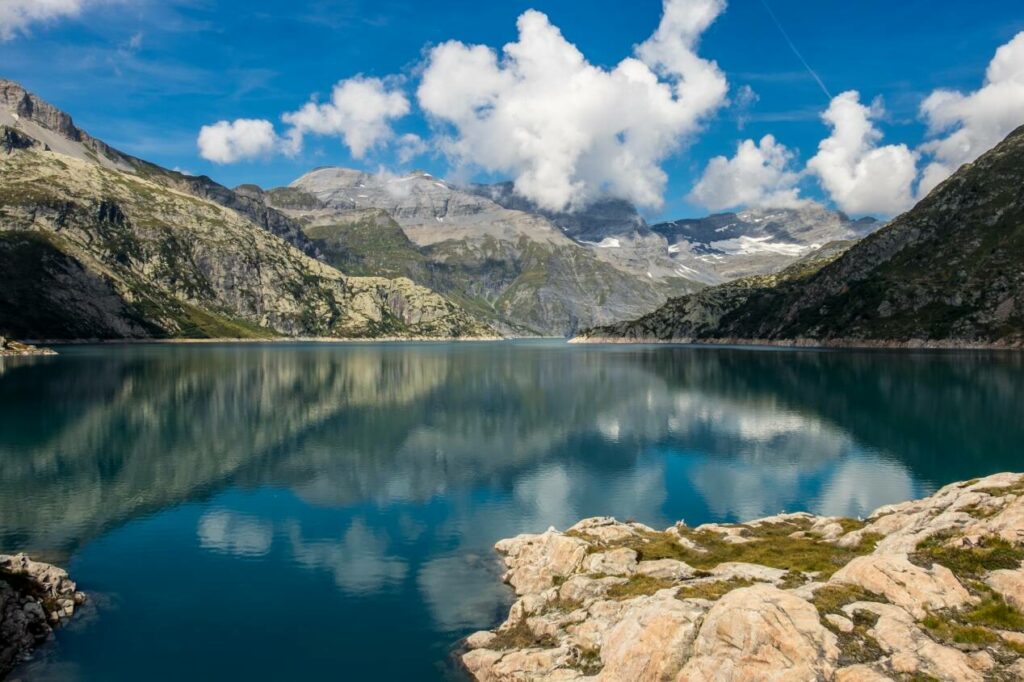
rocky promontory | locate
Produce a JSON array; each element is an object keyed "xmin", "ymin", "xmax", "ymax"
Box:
[
  {"xmin": 0, "ymin": 337, "xmax": 55, "ymax": 357},
  {"xmin": 462, "ymin": 473, "xmax": 1024, "ymax": 681},
  {"xmin": 0, "ymin": 554, "xmax": 85, "ymax": 677}
]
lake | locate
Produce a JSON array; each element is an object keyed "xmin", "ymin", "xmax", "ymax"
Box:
[{"xmin": 1, "ymin": 341, "xmax": 1022, "ymax": 680}]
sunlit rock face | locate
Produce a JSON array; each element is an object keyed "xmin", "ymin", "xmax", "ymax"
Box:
[{"xmin": 462, "ymin": 474, "xmax": 1024, "ymax": 682}]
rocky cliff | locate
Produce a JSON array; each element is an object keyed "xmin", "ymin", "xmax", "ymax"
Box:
[
  {"xmin": 576, "ymin": 125, "xmax": 1024, "ymax": 348},
  {"xmin": 462, "ymin": 473, "xmax": 1024, "ymax": 681},
  {"xmin": 0, "ymin": 80, "xmax": 492, "ymax": 341}
]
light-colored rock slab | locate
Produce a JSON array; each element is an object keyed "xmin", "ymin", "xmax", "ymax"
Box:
[
  {"xmin": 829, "ymin": 554, "xmax": 972, "ymax": 619},
  {"xmin": 677, "ymin": 584, "xmax": 839, "ymax": 681}
]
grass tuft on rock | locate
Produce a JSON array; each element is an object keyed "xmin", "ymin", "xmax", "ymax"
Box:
[
  {"xmin": 910, "ymin": 533, "xmax": 1024, "ymax": 578},
  {"xmin": 606, "ymin": 574, "xmax": 675, "ymax": 600},
  {"xmin": 489, "ymin": 618, "xmax": 558, "ymax": 651},
  {"xmin": 676, "ymin": 578, "xmax": 754, "ymax": 601},
  {"xmin": 834, "ymin": 609, "xmax": 886, "ymax": 667},
  {"xmin": 618, "ymin": 522, "xmax": 880, "ymax": 579},
  {"xmin": 811, "ymin": 584, "xmax": 886, "ymax": 616}
]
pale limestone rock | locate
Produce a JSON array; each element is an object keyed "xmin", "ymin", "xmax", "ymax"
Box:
[
  {"xmin": 463, "ymin": 474, "xmax": 1024, "ymax": 682},
  {"xmin": 709, "ymin": 561, "xmax": 787, "ymax": 584},
  {"xmin": 565, "ymin": 599, "xmax": 627, "ymax": 651},
  {"xmin": 810, "ymin": 520, "xmax": 846, "ymax": 541},
  {"xmin": 825, "ymin": 613, "xmax": 854, "ymax": 633},
  {"xmin": 985, "ymin": 568, "xmax": 1024, "ymax": 611},
  {"xmin": 965, "ymin": 492, "xmax": 1024, "ymax": 545},
  {"xmin": 829, "ymin": 554, "xmax": 971, "ymax": 619},
  {"xmin": 462, "ymin": 646, "xmax": 582, "ymax": 682},
  {"xmin": 496, "ymin": 530, "xmax": 590, "ymax": 595},
  {"xmin": 834, "ymin": 664, "xmax": 893, "ymax": 681},
  {"xmin": 634, "ymin": 559, "xmax": 695, "ymax": 581},
  {"xmin": 664, "ymin": 526, "xmax": 707, "ymax": 553},
  {"xmin": 595, "ymin": 592, "xmax": 706, "ymax": 682},
  {"xmin": 558, "ymin": 575, "xmax": 628, "ymax": 607},
  {"xmin": 694, "ymin": 523, "xmax": 750, "ymax": 543},
  {"xmin": 466, "ymin": 631, "xmax": 498, "ymax": 650},
  {"xmin": 999, "ymin": 629, "xmax": 1024, "ymax": 647},
  {"xmin": 567, "ymin": 517, "xmax": 642, "ymax": 544},
  {"xmin": 581, "ymin": 548, "xmax": 637, "ymax": 576},
  {"xmin": 841, "ymin": 473, "xmax": 1024, "ymax": 554},
  {"xmin": 846, "ymin": 602, "xmax": 982, "ymax": 682},
  {"xmin": 677, "ymin": 585, "xmax": 838, "ymax": 681},
  {"xmin": 967, "ymin": 650, "xmax": 995, "ymax": 672}
]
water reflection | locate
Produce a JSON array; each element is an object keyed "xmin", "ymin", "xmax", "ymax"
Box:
[{"xmin": 1, "ymin": 343, "xmax": 1022, "ymax": 680}]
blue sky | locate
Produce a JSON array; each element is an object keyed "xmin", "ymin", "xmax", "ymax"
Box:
[{"xmin": 2, "ymin": 0, "xmax": 1023, "ymax": 220}]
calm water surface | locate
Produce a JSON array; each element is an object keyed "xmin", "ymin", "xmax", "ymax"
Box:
[{"xmin": 1, "ymin": 341, "xmax": 1022, "ymax": 680}]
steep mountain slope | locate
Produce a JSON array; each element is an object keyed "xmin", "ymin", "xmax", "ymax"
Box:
[
  {"xmin": 0, "ymin": 82, "xmax": 490, "ymax": 340},
  {"xmin": 652, "ymin": 206, "xmax": 879, "ymax": 281},
  {"xmin": 275, "ymin": 169, "xmax": 699, "ymax": 335},
  {"xmin": 0, "ymin": 79, "xmax": 318, "ymax": 258},
  {"xmin": 577, "ymin": 125, "xmax": 1024, "ymax": 347}
]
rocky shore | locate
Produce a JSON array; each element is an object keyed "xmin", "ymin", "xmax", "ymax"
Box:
[
  {"xmin": 461, "ymin": 473, "xmax": 1024, "ymax": 681},
  {"xmin": 0, "ymin": 554, "xmax": 85, "ymax": 678},
  {"xmin": 569, "ymin": 336, "xmax": 1024, "ymax": 350},
  {"xmin": 0, "ymin": 337, "xmax": 55, "ymax": 357}
]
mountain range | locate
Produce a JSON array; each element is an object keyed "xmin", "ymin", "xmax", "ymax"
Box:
[
  {"xmin": 577, "ymin": 124, "xmax": 1024, "ymax": 348},
  {"xmin": 19, "ymin": 77, "xmax": 1007, "ymax": 345}
]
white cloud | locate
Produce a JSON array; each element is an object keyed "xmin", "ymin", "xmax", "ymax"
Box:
[
  {"xmin": 198, "ymin": 76, "xmax": 410, "ymax": 163},
  {"xmin": 806, "ymin": 91, "xmax": 918, "ymax": 216},
  {"xmin": 197, "ymin": 118, "xmax": 279, "ymax": 164},
  {"xmin": 917, "ymin": 31, "xmax": 1024, "ymax": 195},
  {"xmin": 0, "ymin": 0, "xmax": 88, "ymax": 40},
  {"xmin": 416, "ymin": 0, "xmax": 728, "ymax": 211},
  {"xmin": 688, "ymin": 134, "xmax": 805, "ymax": 210},
  {"xmin": 395, "ymin": 132, "xmax": 428, "ymax": 164},
  {"xmin": 282, "ymin": 76, "xmax": 410, "ymax": 159}
]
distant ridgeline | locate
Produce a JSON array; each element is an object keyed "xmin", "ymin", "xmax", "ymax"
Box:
[{"xmin": 576, "ymin": 125, "xmax": 1024, "ymax": 349}]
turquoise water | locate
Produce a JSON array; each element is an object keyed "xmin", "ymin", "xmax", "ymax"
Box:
[{"xmin": 1, "ymin": 341, "xmax": 1022, "ymax": 680}]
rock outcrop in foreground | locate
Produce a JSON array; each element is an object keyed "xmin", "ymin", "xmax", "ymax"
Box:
[
  {"xmin": 462, "ymin": 473, "xmax": 1024, "ymax": 681},
  {"xmin": 0, "ymin": 554, "xmax": 84, "ymax": 677}
]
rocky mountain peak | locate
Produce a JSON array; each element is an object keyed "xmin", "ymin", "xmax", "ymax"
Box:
[{"xmin": 0, "ymin": 79, "xmax": 81, "ymax": 141}]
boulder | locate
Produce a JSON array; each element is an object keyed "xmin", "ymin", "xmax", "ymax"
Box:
[
  {"xmin": 829, "ymin": 554, "xmax": 971, "ymax": 619},
  {"xmin": 677, "ymin": 585, "xmax": 839, "ymax": 681}
]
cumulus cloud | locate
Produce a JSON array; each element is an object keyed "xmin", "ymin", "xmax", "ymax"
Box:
[
  {"xmin": 917, "ymin": 31, "xmax": 1024, "ymax": 195},
  {"xmin": 282, "ymin": 76, "xmax": 409, "ymax": 159},
  {"xmin": 197, "ymin": 76, "xmax": 409, "ymax": 163},
  {"xmin": 806, "ymin": 91, "xmax": 918, "ymax": 216},
  {"xmin": 688, "ymin": 134, "xmax": 805, "ymax": 211},
  {"xmin": 0, "ymin": 0, "xmax": 89, "ymax": 40},
  {"xmin": 395, "ymin": 133, "xmax": 428, "ymax": 164},
  {"xmin": 416, "ymin": 0, "xmax": 728, "ymax": 211},
  {"xmin": 197, "ymin": 118, "xmax": 279, "ymax": 164}
]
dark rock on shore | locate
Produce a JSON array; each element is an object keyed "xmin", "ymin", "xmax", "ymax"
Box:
[{"xmin": 0, "ymin": 554, "xmax": 85, "ymax": 678}]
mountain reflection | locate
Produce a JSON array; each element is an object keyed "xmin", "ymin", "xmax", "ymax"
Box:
[{"xmin": 1, "ymin": 343, "xmax": 1022, "ymax": 562}]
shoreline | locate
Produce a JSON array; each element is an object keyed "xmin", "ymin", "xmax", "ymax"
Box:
[
  {"xmin": 569, "ymin": 335, "xmax": 1024, "ymax": 351},
  {"xmin": 461, "ymin": 472, "xmax": 1024, "ymax": 681},
  {"xmin": 20, "ymin": 335, "xmax": 507, "ymax": 347}
]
